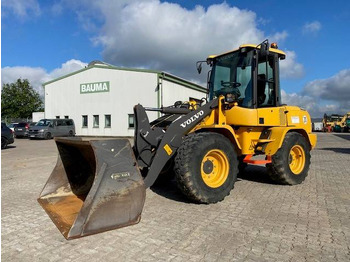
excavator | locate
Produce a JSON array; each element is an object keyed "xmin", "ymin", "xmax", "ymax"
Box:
[{"xmin": 38, "ymin": 40, "xmax": 317, "ymax": 239}]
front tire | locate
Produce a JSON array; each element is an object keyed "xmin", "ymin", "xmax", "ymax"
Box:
[
  {"xmin": 44, "ymin": 132, "xmax": 51, "ymax": 140},
  {"xmin": 267, "ymin": 132, "xmax": 311, "ymax": 185},
  {"xmin": 174, "ymin": 132, "xmax": 238, "ymax": 203}
]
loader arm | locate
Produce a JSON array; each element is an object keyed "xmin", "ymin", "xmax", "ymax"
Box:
[{"xmin": 134, "ymin": 98, "xmax": 220, "ymax": 188}]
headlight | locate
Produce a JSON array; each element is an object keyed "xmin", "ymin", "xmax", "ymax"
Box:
[{"xmin": 38, "ymin": 129, "xmax": 45, "ymax": 132}]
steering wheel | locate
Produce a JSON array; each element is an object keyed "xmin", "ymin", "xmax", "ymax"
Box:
[
  {"xmin": 220, "ymin": 81, "xmax": 241, "ymax": 88},
  {"xmin": 215, "ymin": 81, "xmax": 241, "ymax": 97}
]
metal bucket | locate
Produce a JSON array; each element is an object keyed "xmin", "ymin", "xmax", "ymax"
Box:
[{"xmin": 38, "ymin": 137, "xmax": 146, "ymax": 239}]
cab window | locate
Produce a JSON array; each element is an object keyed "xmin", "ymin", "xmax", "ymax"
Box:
[
  {"xmin": 210, "ymin": 50, "xmax": 254, "ymax": 108},
  {"xmin": 257, "ymin": 54, "xmax": 276, "ymax": 107}
]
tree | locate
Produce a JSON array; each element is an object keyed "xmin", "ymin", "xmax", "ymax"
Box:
[{"xmin": 1, "ymin": 79, "xmax": 44, "ymax": 119}]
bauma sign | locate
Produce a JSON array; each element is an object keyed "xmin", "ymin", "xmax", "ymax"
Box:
[{"xmin": 80, "ymin": 81, "xmax": 110, "ymax": 94}]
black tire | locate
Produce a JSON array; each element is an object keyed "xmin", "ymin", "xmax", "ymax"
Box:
[
  {"xmin": 45, "ymin": 132, "xmax": 51, "ymax": 140},
  {"xmin": 267, "ymin": 132, "xmax": 311, "ymax": 185},
  {"xmin": 2, "ymin": 137, "xmax": 8, "ymax": 149},
  {"xmin": 174, "ymin": 132, "xmax": 238, "ymax": 204}
]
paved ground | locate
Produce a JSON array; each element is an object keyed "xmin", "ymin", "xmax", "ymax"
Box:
[{"xmin": 2, "ymin": 133, "xmax": 350, "ymax": 261}]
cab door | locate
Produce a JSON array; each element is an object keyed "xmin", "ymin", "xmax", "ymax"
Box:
[{"xmin": 256, "ymin": 52, "xmax": 286, "ymax": 127}]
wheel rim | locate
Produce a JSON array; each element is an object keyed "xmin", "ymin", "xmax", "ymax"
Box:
[
  {"xmin": 289, "ymin": 145, "xmax": 305, "ymax": 175},
  {"xmin": 201, "ymin": 149, "xmax": 229, "ymax": 188}
]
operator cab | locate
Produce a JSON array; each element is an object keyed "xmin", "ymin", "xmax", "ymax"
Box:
[{"xmin": 206, "ymin": 40, "xmax": 286, "ymax": 109}]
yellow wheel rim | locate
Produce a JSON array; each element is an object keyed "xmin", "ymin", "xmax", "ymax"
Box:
[
  {"xmin": 201, "ymin": 149, "xmax": 229, "ymax": 188},
  {"xmin": 289, "ymin": 145, "xmax": 305, "ymax": 175}
]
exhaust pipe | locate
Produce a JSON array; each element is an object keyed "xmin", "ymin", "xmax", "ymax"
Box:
[{"xmin": 38, "ymin": 137, "xmax": 146, "ymax": 239}]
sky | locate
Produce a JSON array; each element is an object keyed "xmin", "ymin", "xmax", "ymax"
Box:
[{"xmin": 1, "ymin": 0, "xmax": 350, "ymax": 117}]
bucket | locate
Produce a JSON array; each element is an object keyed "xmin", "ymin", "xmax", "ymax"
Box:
[{"xmin": 38, "ymin": 137, "xmax": 146, "ymax": 239}]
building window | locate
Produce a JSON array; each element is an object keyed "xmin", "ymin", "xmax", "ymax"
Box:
[
  {"xmin": 128, "ymin": 114, "xmax": 135, "ymax": 128},
  {"xmin": 64, "ymin": 115, "xmax": 69, "ymax": 119},
  {"xmin": 56, "ymin": 116, "xmax": 60, "ymax": 119},
  {"xmin": 93, "ymin": 115, "xmax": 99, "ymax": 128},
  {"xmin": 82, "ymin": 115, "xmax": 88, "ymax": 127},
  {"xmin": 105, "ymin": 115, "xmax": 111, "ymax": 128}
]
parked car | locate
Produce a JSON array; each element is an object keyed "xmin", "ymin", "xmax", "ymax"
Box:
[
  {"xmin": 1, "ymin": 122, "xmax": 15, "ymax": 149},
  {"xmin": 7, "ymin": 123, "xmax": 18, "ymax": 132},
  {"xmin": 29, "ymin": 122, "xmax": 37, "ymax": 127},
  {"xmin": 28, "ymin": 119, "xmax": 75, "ymax": 139},
  {"xmin": 14, "ymin": 122, "xmax": 30, "ymax": 138}
]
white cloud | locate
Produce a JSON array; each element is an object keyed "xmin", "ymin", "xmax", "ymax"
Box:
[
  {"xmin": 279, "ymin": 51, "xmax": 304, "ymax": 79},
  {"xmin": 65, "ymin": 0, "xmax": 303, "ymax": 82},
  {"xmin": 93, "ymin": 1, "xmax": 265, "ymax": 81},
  {"xmin": 51, "ymin": 3, "xmax": 64, "ymax": 16},
  {"xmin": 281, "ymin": 68, "xmax": 350, "ymax": 117},
  {"xmin": 2, "ymin": 0, "xmax": 41, "ymax": 18},
  {"xmin": 268, "ymin": 30, "xmax": 288, "ymax": 42},
  {"xmin": 282, "ymin": 89, "xmax": 348, "ymax": 118},
  {"xmin": 302, "ymin": 21, "xmax": 321, "ymax": 34},
  {"xmin": 302, "ymin": 69, "xmax": 350, "ymax": 102},
  {"xmin": 1, "ymin": 66, "xmax": 48, "ymax": 95},
  {"xmin": 1, "ymin": 60, "xmax": 87, "ymax": 96},
  {"xmin": 6, "ymin": 0, "xmax": 302, "ymax": 83},
  {"xmin": 49, "ymin": 60, "xmax": 88, "ymax": 79}
]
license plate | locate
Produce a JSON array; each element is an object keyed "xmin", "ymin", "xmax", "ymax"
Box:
[
  {"xmin": 18, "ymin": 128, "xmax": 23, "ymax": 131},
  {"xmin": 30, "ymin": 135, "xmax": 35, "ymax": 138}
]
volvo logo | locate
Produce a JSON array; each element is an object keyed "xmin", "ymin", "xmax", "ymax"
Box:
[{"xmin": 180, "ymin": 110, "xmax": 204, "ymax": 128}]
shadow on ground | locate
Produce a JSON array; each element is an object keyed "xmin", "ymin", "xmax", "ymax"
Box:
[
  {"xmin": 150, "ymin": 165, "xmax": 276, "ymax": 203},
  {"xmin": 237, "ymin": 165, "xmax": 276, "ymax": 185},
  {"xmin": 333, "ymin": 134, "xmax": 350, "ymax": 141},
  {"xmin": 319, "ymin": 147, "xmax": 350, "ymax": 154},
  {"xmin": 1, "ymin": 145, "xmax": 16, "ymax": 150},
  {"xmin": 150, "ymin": 179, "xmax": 192, "ymax": 203}
]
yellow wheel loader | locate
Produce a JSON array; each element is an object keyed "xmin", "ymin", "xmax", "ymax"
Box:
[
  {"xmin": 38, "ymin": 40, "xmax": 317, "ymax": 239},
  {"xmin": 334, "ymin": 112, "xmax": 350, "ymax": 132}
]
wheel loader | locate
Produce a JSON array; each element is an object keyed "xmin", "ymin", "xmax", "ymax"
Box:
[
  {"xmin": 38, "ymin": 40, "xmax": 317, "ymax": 239},
  {"xmin": 334, "ymin": 112, "xmax": 350, "ymax": 132}
]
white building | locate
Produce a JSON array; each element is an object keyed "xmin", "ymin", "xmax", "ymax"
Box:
[{"xmin": 43, "ymin": 61, "xmax": 207, "ymax": 137}]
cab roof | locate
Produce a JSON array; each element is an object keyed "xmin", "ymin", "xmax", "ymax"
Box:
[{"xmin": 207, "ymin": 44, "xmax": 286, "ymax": 60}]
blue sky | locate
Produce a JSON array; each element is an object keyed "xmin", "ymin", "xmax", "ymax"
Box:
[{"xmin": 2, "ymin": 0, "xmax": 350, "ymax": 117}]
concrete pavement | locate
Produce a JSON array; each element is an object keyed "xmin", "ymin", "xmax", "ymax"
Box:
[{"xmin": 2, "ymin": 133, "xmax": 350, "ymax": 261}]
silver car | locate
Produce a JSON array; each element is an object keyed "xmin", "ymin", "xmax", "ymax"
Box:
[{"xmin": 28, "ymin": 119, "xmax": 75, "ymax": 139}]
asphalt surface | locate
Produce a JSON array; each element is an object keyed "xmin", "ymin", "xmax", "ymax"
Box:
[{"xmin": 1, "ymin": 133, "xmax": 350, "ymax": 261}]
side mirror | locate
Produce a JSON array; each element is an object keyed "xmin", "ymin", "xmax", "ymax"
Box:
[{"xmin": 196, "ymin": 61, "xmax": 203, "ymax": 74}]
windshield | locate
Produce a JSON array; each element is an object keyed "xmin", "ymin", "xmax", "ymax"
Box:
[
  {"xmin": 36, "ymin": 119, "xmax": 51, "ymax": 126},
  {"xmin": 209, "ymin": 50, "xmax": 254, "ymax": 107}
]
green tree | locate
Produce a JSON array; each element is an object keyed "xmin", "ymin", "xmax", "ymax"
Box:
[{"xmin": 1, "ymin": 79, "xmax": 44, "ymax": 119}]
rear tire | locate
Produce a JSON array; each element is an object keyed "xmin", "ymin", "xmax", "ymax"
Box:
[
  {"xmin": 267, "ymin": 132, "xmax": 311, "ymax": 185},
  {"xmin": 174, "ymin": 132, "xmax": 238, "ymax": 203}
]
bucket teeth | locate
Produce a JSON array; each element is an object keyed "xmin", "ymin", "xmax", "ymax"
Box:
[{"xmin": 38, "ymin": 138, "xmax": 146, "ymax": 239}]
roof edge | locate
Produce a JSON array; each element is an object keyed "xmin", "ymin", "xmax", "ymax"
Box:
[
  {"xmin": 43, "ymin": 63, "xmax": 163, "ymax": 86},
  {"xmin": 43, "ymin": 62, "xmax": 207, "ymax": 93}
]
